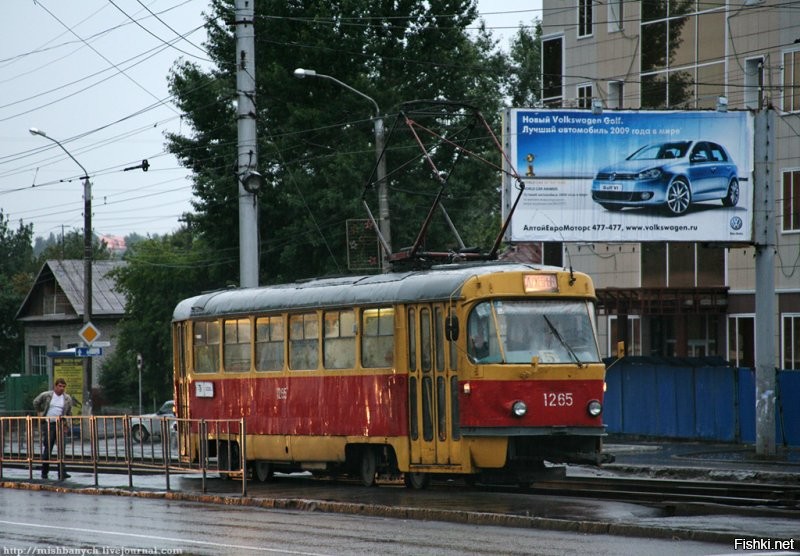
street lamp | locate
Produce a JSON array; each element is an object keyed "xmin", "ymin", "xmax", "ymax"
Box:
[
  {"xmin": 293, "ymin": 68, "xmax": 392, "ymax": 270},
  {"xmin": 29, "ymin": 127, "xmax": 93, "ymax": 415}
]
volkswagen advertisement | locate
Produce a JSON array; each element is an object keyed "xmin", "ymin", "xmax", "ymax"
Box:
[{"xmin": 502, "ymin": 109, "xmax": 754, "ymax": 243}]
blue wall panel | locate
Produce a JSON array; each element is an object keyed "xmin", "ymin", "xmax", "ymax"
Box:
[
  {"xmin": 603, "ymin": 361, "xmax": 797, "ymax": 446},
  {"xmin": 603, "ymin": 362, "xmax": 623, "ymax": 433},
  {"xmin": 622, "ymin": 363, "xmax": 658, "ymax": 435},
  {"xmin": 738, "ymin": 368, "xmax": 755, "ymax": 443},
  {"xmin": 778, "ymin": 372, "xmax": 800, "ymax": 446},
  {"xmin": 655, "ymin": 367, "xmax": 678, "ymax": 436},
  {"xmin": 674, "ymin": 367, "xmax": 696, "ymax": 437}
]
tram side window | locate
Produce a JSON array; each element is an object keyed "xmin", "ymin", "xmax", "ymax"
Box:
[
  {"xmin": 324, "ymin": 310, "xmax": 355, "ymax": 369},
  {"xmin": 256, "ymin": 316, "xmax": 284, "ymax": 371},
  {"xmin": 362, "ymin": 307, "xmax": 394, "ymax": 368},
  {"xmin": 289, "ymin": 313, "xmax": 319, "ymax": 370},
  {"xmin": 194, "ymin": 320, "xmax": 220, "ymax": 373},
  {"xmin": 434, "ymin": 307, "xmax": 444, "ymax": 372},
  {"xmin": 407, "ymin": 308, "xmax": 416, "ymax": 370},
  {"xmin": 223, "ymin": 318, "xmax": 251, "ymax": 372}
]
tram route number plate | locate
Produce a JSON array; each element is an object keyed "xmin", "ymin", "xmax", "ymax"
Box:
[{"xmin": 195, "ymin": 381, "xmax": 214, "ymax": 398}]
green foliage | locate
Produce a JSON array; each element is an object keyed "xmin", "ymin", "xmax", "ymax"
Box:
[
  {"xmin": 32, "ymin": 230, "xmax": 111, "ymax": 267},
  {"xmin": 507, "ymin": 20, "xmax": 543, "ymax": 107},
  {"xmin": 0, "ymin": 212, "xmax": 35, "ymax": 377}
]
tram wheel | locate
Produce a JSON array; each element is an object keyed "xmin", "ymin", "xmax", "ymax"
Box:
[
  {"xmin": 359, "ymin": 448, "xmax": 377, "ymax": 487},
  {"xmin": 254, "ymin": 461, "xmax": 273, "ymax": 483},
  {"xmin": 403, "ymin": 472, "xmax": 429, "ymax": 490}
]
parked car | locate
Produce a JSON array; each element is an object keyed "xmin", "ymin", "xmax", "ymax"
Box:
[
  {"xmin": 591, "ymin": 140, "xmax": 739, "ymax": 215},
  {"xmin": 130, "ymin": 400, "xmax": 176, "ymax": 443}
]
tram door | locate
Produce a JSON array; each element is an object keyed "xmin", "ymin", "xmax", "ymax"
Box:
[
  {"xmin": 407, "ymin": 304, "xmax": 461, "ymax": 466},
  {"xmin": 173, "ymin": 322, "xmax": 191, "ymax": 457}
]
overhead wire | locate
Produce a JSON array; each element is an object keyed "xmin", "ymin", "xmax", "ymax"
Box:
[{"xmin": 33, "ymin": 0, "xmax": 182, "ymax": 116}]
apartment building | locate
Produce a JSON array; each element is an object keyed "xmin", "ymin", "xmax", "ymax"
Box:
[{"xmin": 534, "ymin": 0, "xmax": 800, "ymax": 369}]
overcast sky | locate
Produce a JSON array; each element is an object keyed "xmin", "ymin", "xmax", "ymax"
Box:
[{"xmin": 0, "ymin": 1, "xmax": 540, "ymax": 242}]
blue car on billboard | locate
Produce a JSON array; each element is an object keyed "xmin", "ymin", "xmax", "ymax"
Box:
[{"xmin": 591, "ymin": 140, "xmax": 739, "ymax": 216}]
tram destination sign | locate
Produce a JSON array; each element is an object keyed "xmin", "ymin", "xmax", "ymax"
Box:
[{"xmin": 502, "ymin": 109, "xmax": 754, "ymax": 243}]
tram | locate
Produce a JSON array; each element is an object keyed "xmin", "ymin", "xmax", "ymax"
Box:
[{"xmin": 171, "ymin": 262, "xmax": 610, "ymax": 487}]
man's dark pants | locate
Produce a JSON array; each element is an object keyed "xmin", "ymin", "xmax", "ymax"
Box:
[{"xmin": 40, "ymin": 420, "xmax": 67, "ymax": 479}]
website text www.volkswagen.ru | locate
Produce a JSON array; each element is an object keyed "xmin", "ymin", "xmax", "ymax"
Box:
[{"xmin": 522, "ymin": 223, "xmax": 698, "ymax": 233}]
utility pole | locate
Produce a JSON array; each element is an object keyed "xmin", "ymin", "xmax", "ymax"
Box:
[
  {"xmin": 235, "ymin": 0, "xmax": 261, "ymax": 288},
  {"xmin": 29, "ymin": 128, "xmax": 94, "ymax": 415},
  {"xmin": 753, "ymin": 108, "xmax": 776, "ymax": 457}
]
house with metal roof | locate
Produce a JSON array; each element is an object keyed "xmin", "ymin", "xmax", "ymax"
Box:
[{"xmin": 15, "ymin": 259, "xmax": 127, "ymax": 385}]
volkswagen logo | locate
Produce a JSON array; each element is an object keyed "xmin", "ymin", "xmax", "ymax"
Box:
[{"xmin": 730, "ymin": 216, "xmax": 743, "ymax": 230}]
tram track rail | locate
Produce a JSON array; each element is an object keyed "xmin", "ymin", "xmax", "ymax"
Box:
[{"xmin": 517, "ymin": 476, "xmax": 800, "ymax": 510}]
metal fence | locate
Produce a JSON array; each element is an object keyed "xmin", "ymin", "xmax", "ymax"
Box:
[{"xmin": 0, "ymin": 415, "xmax": 248, "ymax": 495}]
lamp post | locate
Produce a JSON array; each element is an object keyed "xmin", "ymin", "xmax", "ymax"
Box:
[
  {"xmin": 29, "ymin": 127, "xmax": 93, "ymax": 415},
  {"xmin": 293, "ymin": 68, "xmax": 391, "ymax": 270}
]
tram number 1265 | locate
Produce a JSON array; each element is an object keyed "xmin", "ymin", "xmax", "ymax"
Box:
[{"xmin": 543, "ymin": 392, "xmax": 574, "ymax": 407}]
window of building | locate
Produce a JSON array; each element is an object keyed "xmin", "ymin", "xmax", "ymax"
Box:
[
  {"xmin": 608, "ymin": 316, "xmax": 642, "ymax": 356},
  {"xmin": 193, "ymin": 320, "xmax": 220, "ymax": 373},
  {"xmin": 289, "ymin": 313, "xmax": 319, "ymax": 370},
  {"xmin": 223, "ymin": 318, "xmax": 251, "ymax": 372},
  {"xmin": 783, "ymin": 314, "xmax": 800, "ymax": 370},
  {"xmin": 362, "ymin": 307, "xmax": 394, "ymax": 368},
  {"xmin": 642, "ymin": 243, "xmax": 725, "ymax": 287},
  {"xmin": 41, "ymin": 282, "xmax": 70, "ymax": 316},
  {"xmin": 782, "ymin": 169, "xmax": 800, "ymax": 232},
  {"xmin": 577, "ymin": 84, "xmax": 593, "ymax": 108},
  {"xmin": 744, "ymin": 57, "xmax": 764, "ymax": 110},
  {"xmin": 783, "ymin": 48, "xmax": 800, "ymax": 112},
  {"xmin": 608, "ymin": 81, "xmax": 624, "ymax": 109},
  {"xmin": 728, "ymin": 315, "xmax": 755, "ymax": 368},
  {"xmin": 688, "ymin": 315, "xmax": 720, "ymax": 357},
  {"xmin": 324, "ymin": 310, "xmax": 356, "ymax": 369},
  {"xmin": 542, "ymin": 36, "xmax": 564, "ymax": 106},
  {"xmin": 51, "ymin": 336, "xmax": 61, "ymax": 351},
  {"xmin": 256, "ymin": 316, "xmax": 284, "ymax": 371},
  {"xmin": 608, "ymin": 0, "xmax": 623, "ymax": 32},
  {"xmin": 578, "ymin": 0, "xmax": 593, "ymax": 37},
  {"xmin": 543, "ymin": 242, "xmax": 563, "ymax": 266},
  {"xmin": 30, "ymin": 345, "xmax": 47, "ymax": 375},
  {"xmin": 640, "ymin": 0, "xmax": 725, "ymax": 108}
]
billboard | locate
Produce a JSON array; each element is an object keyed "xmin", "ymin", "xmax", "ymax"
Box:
[{"xmin": 503, "ymin": 109, "xmax": 754, "ymax": 243}]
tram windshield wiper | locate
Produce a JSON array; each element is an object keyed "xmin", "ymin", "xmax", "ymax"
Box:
[{"xmin": 543, "ymin": 315, "xmax": 585, "ymax": 368}]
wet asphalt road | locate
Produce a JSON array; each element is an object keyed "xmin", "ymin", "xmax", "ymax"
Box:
[{"xmin": 0, "ymin": 487, "xmax": 743, "ymax": 556}]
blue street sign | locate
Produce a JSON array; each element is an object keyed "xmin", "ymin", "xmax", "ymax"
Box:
[{"xmin": 75, "ymin": 346, "xmax": 103, "ymax": 357}]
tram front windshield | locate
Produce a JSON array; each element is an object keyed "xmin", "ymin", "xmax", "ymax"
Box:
[{"xmin": 467, "ymin": 300, "xmax": 601, "ymax": 365}]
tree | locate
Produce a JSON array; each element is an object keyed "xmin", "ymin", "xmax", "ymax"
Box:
[
  {"xmin": 167, "ymin": 0, "xmax": 510, "ymax": 285},
  {"xmin": 0, "ymin": 212, "xmax": 34, "ymax": 377},
  {"xmin": 33, "ymin": 229, "xmax": 111, "ymax": 267},
  {"xmin": 507, "ymin": 19, "xmax": 542, "ymax": 107}
]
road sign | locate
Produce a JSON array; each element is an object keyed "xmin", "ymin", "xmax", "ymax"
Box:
[
  {"xmin": 75, "ymin": 346, "xmax": 103, "ymax": 357},
  {"xmin": 78, "ymin": 322, "xmax": 101, "ymax": 345}
]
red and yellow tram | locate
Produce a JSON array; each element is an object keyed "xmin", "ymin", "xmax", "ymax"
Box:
[{"xmin": 172, "ymin": 262, "xmax": 609, "ymax": 487}]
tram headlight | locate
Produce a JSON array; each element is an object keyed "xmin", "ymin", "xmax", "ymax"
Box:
[
  {"xmin": 587, "ymin": 399, "xmax": 602, "ymax": 417},
  {"xmin": 511, "ymin": 400, "xmax": 528, "ymax": 418}
]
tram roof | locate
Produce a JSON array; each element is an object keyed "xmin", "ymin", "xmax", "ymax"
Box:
[{"xmin": 173, "ymin": 262, "xmax": 562, "ymax": 320}]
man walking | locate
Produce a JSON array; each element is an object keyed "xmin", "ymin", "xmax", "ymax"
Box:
[{"xmin": 32, "ymin": 378, "xmax": 74, "ymax": 480}]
